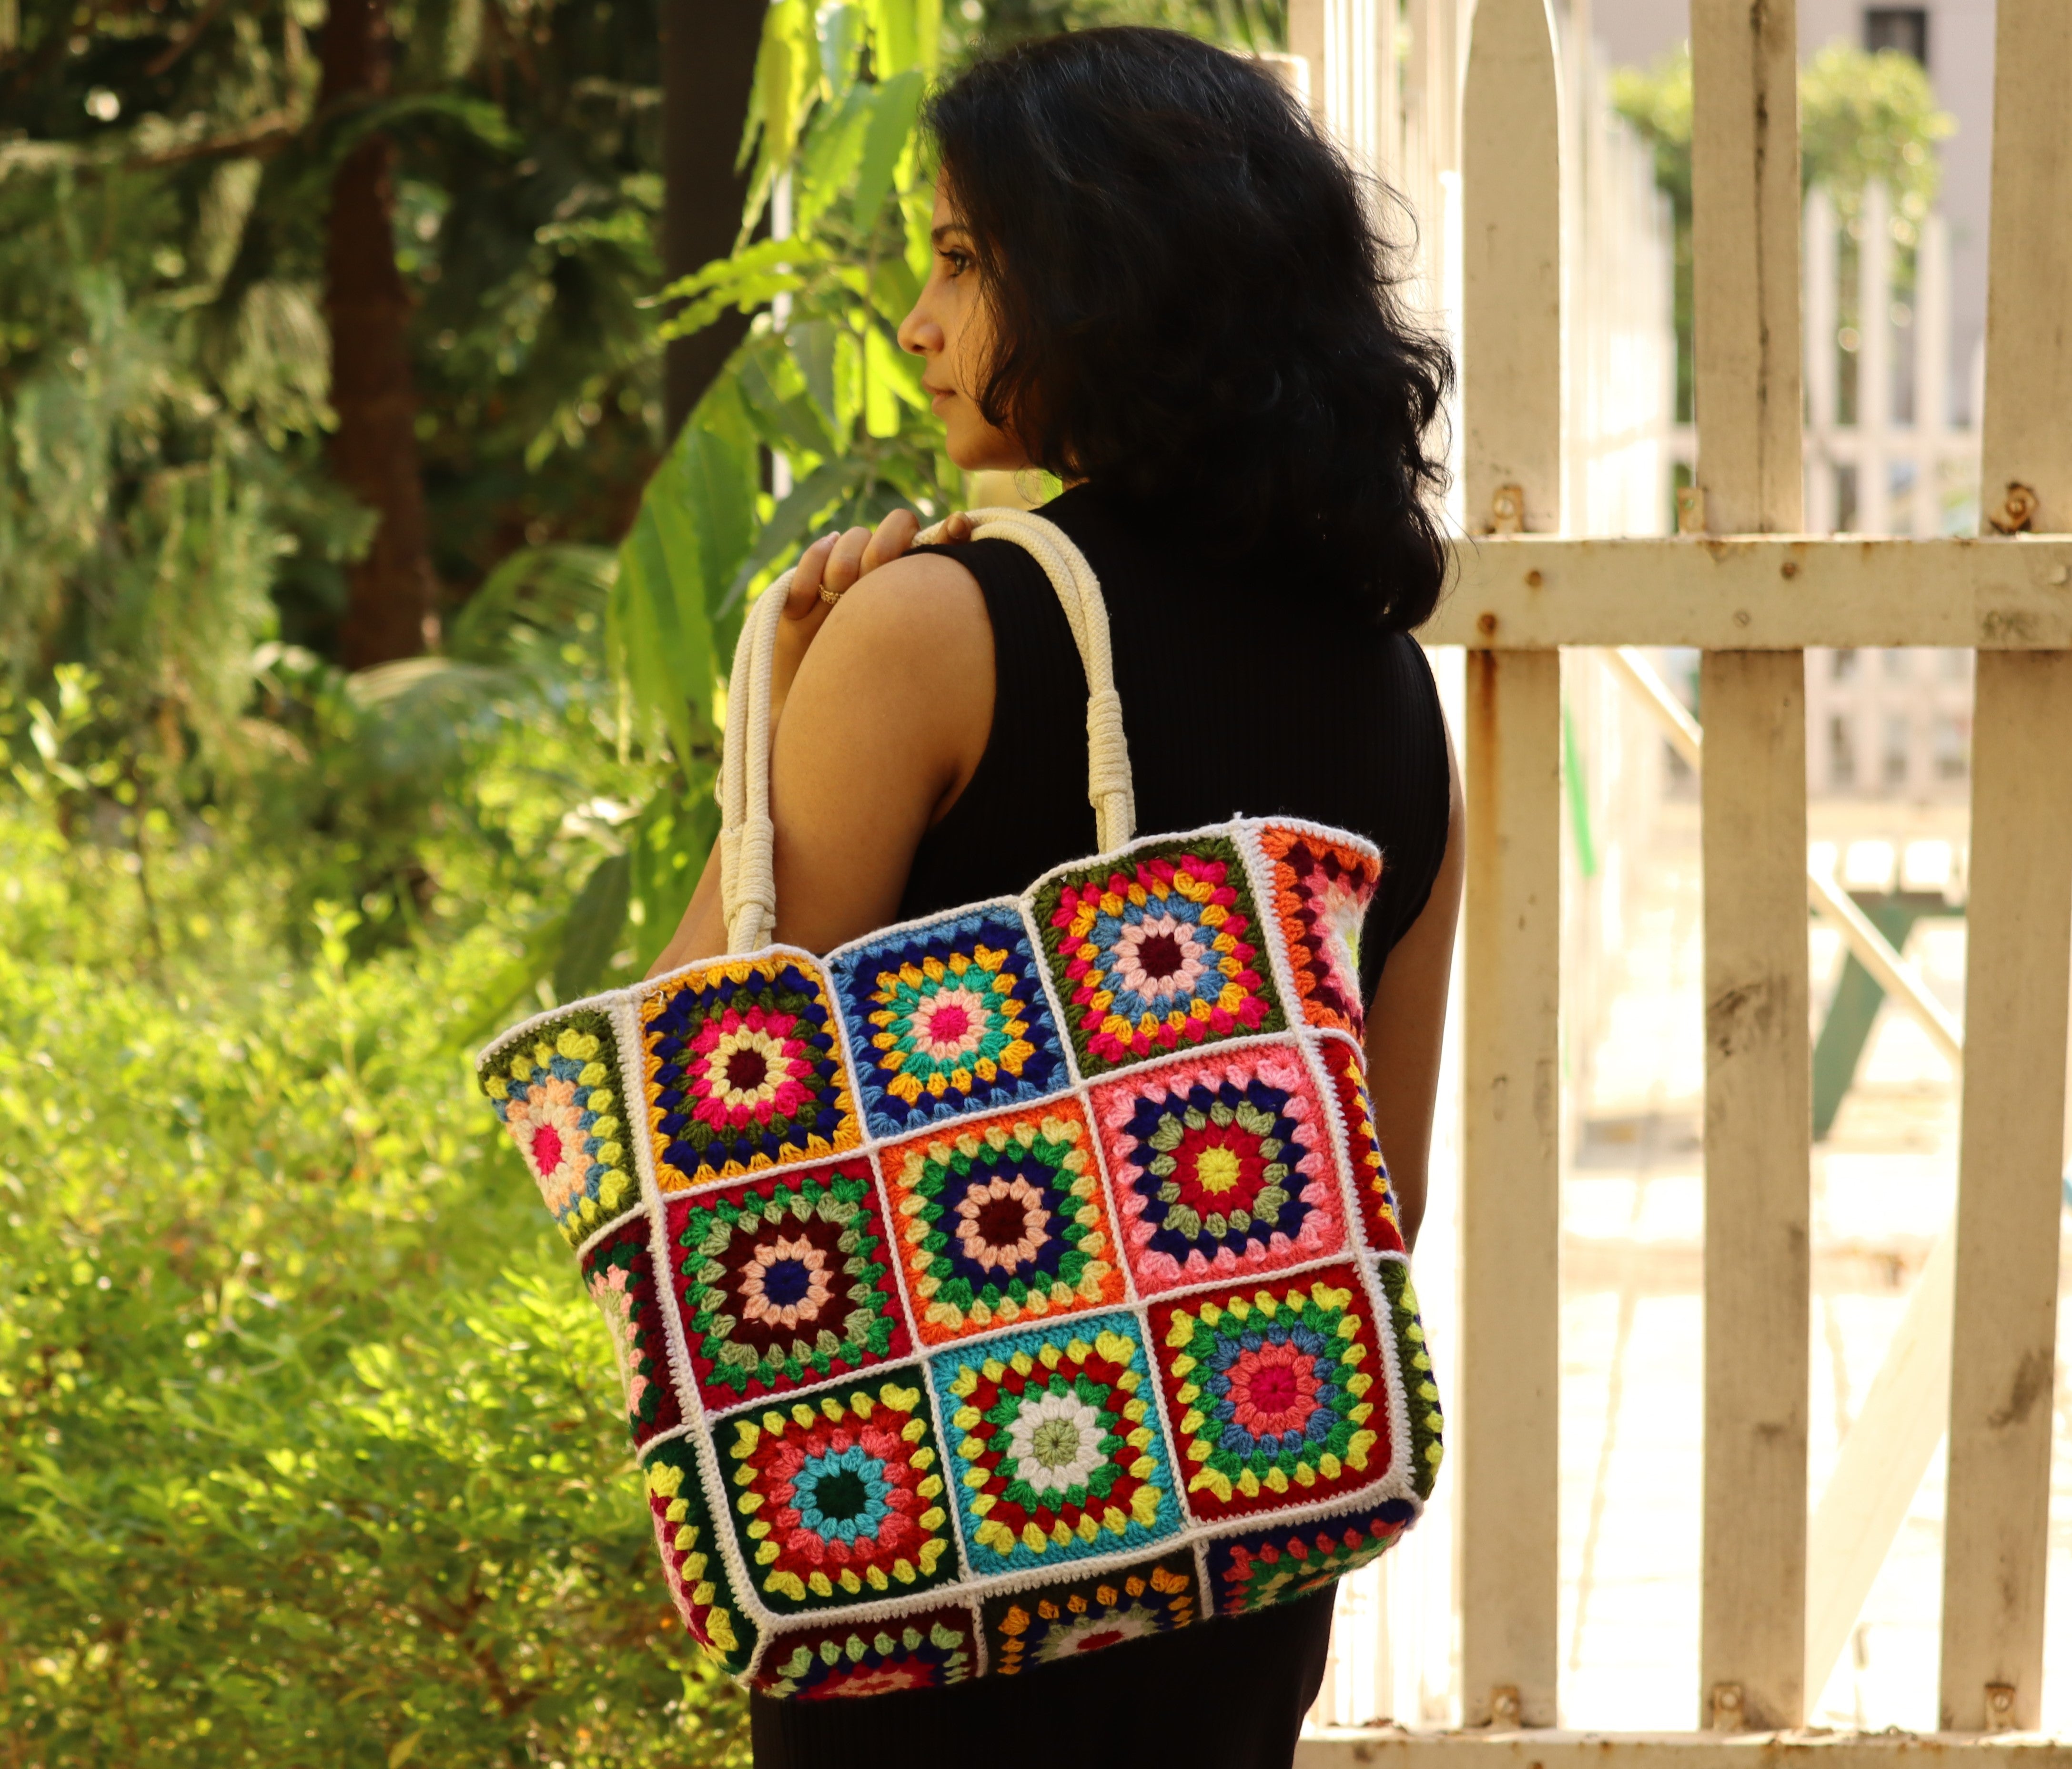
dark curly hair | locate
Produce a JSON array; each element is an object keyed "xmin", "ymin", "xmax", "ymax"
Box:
[{"xmin": 924, "ymin": 26, "xmax": 1454, "ymax": 630}]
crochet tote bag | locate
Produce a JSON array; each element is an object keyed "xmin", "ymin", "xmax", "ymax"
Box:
[{"xmin": 476, "ymin": 509, "xmax": 1444, "ymax": 1700}]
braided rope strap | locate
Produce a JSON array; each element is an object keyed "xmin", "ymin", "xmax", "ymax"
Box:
[{"xmin": 715, "ymin": 508, "xmax": 1138, "ymax": 954}]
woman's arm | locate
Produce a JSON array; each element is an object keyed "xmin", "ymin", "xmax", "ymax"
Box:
[
  {"xmin": 1362, "ymin": 720, "xmax": 1465, "ymax": 1250},
  {"xmin": 644, "ymin": 549, "xmax": 993, "ymax": 970}
]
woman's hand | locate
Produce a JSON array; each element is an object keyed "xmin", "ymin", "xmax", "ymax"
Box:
[{"xmin": 769, "ymin": 508, "xmax": 974, "ymax": 724}]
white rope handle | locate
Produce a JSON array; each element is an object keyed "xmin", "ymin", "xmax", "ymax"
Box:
[{"xmin": 716, "ymin": 508, "xmax": 1137, "ymax": 954}]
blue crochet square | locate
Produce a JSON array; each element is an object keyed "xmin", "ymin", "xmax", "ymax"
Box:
[
  {"xmin": 828, "ymin": 906, "xmax": 1071, "ymax": 1138},
  {"xmin": 928, "ymin": 1310, "xmax": 1183, "ymax": 1579}
]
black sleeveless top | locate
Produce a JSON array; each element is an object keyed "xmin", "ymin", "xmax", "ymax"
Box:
[
  {"xmin": 902, "ymin": 485, "xmax": 1449, "ymax": 996},
  {"xmin": 748, "ymin": 485, "xmax": 1451, "ymax": 1769}
]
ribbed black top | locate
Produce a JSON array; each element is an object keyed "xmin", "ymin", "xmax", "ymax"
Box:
[
  {"xmin": 898, "ymin": 483, "xmax": 1451, "ymax": 1000},
  {"xmin": 745, "ymin": 486, "xmax": 1450, "ymax": 1769}
]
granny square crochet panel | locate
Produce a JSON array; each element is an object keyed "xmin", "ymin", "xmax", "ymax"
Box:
[{"xmin": 479, "ymin": 817, "xmax": 1441, "ymax": 1697}]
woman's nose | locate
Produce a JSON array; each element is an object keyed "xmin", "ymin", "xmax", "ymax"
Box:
[{"xmin": 898, "ymin": 303, "xmax": 941, "ymax": 357}]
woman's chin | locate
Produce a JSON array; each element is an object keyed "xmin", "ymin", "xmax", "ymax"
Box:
[{"xmin": 941, "ymin": 425, "xmax": 1032, "ymax": 478}]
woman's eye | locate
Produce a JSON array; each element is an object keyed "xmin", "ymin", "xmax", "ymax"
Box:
[{"xmin": 938, "ymin": 249, "xmax": 971, "ymax": 277}]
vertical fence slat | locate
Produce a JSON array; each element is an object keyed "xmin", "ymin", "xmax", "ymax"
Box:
[
  {"xmin": 1858, "ymin": 181, "xmax": 1893, "ymax": 536},
  {"xmin": 1804, "ymin": 186, "xmax": 1837, "ymax": 535},
  {"xmin": 1913, "ymin": 211, "xmax": 1950, "ymax": 538},
  {"xmin": 1939, "ymin": 0, "xmax": 2072, "ymax": 1732},
  {"xmin": 1689, "ymin": 0, "xmax": 1809, "ymax": 1732},
  {"xmin": 1459, "ymin": 0, "xmax": 1562, "ymax": 1729}
]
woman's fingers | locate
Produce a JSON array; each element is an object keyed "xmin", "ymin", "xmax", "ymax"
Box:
[
  {"xmin": 784, "ymin": 532, "xmax": 841, "ymax": 620},
  {"xmin": 859, "ymin": 508, "xmax": 920, "ymax": 574},
  {"xmin": 820, "ymin": 526, "xmax": 875, "ymax": 600},
  {"xmin": 940, "ymin": 511, "xmax": 974, "ymax": 543},
  {"xmin": 782, "ymin": 506, "xmax": 962, "ymax": 626}
]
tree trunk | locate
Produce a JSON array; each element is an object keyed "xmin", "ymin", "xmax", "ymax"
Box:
[
  {"xmin": 320, "ymin": 0, "xmax": 436, "ymax": 669},
  {"xmin": 660, "ymin": 0, "xmax": 766, "ymax": 435}
]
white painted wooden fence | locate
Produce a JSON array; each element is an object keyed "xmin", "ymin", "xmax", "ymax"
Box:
[{"xmin": 1291, "ymin": 0, "xmax": 2072, "ymax": 1757}]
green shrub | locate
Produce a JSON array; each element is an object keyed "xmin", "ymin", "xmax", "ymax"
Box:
[{"xmin": 0, "ymin": 800, "xmax": 748, "ymax": 1767}]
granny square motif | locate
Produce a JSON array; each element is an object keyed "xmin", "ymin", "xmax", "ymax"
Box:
[
  {"xmin": 1147, "ymin": 1263, "xmax": 1388, "ymax": 1523},
  {"xmin": 980, "ymin": 1549, "xmax": 1200, "ymax": 1674},
  {"xmin": 750, "ymin": 1605, "xmax": 980, "ymax": 1699},
  {"xmin": 719, "ymin": 1374, "xmax": 962, "ymax": 1613},
  {"xmin": 664, "ymin": 1159, "xmax": 909, "ymax": 1410},
  {"xmin": 1203, "ymin": 1497, "xmax": 1415, "ymax": 1616},
  {"xmin": 478, "ymin": 815, "xmax": 1441, "ymax": 1698},
  {"xmin": 1089, "ymin": 1039, "xmax": 1347, "ymax": 1296},
  {"xmin": 1256, "ymin": 825, "xmax": 1381, "ymax": 1037},
  {"xmin": 929, "ymin": 1312, "xmax": 1180, "ymax": 1577},
  {"xmin": 1031, "ymin": 836, "xmax": 1284, "ymax": 1077},
  {"xmin": 646, "ymin": 1436, "xmax": 758, "ymax": 1676},
  {"xmin": 581, "ymin": 1215, "xmax": 684, "ymax": 1448},
  {"xmin": 879, "ymin": 1098, "xmax": 1124, "ymax": 1345},
  {"xmin": 1315, "ymin": 1031, "xmax": 1406, "ymax": 1256},
  {"xmin": 1377, "ymin": 1256, "xmax": 1445, "ymax": 1499},
  {"xmin": 828, "ymin": 905, "xmax": 1070, "ymax": 1138},
  {"xmin": 637, "ymin": 957, "xmax": 861, "ymax": 1189},
  {"xmin": 482, "ymin": 1008, "xmax": 637, "ymax": 1244}
]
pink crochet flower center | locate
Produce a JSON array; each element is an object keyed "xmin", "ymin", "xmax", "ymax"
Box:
[{"xmin": 1225, "ymin": 1341, "xmax": 1323, "ymax": 1437}]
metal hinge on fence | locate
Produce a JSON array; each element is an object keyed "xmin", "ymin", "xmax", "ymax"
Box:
[
  {"xmin": 1989, "ymin": 481, "xmax": 2039, "ymax": 534},
  {"xmin": 1707, "ymin": 1683, "xmax": 1746, "ymax": 1733},
  {"xmin": 1985, "ymin": 1683, "xmax": 2019, "ymax": 1733}
]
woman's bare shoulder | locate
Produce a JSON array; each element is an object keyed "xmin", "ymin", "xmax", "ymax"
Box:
[
  {"xmin": 819, "ymin": 548, "xmax": 987, "ymax": 639},
  {"xmin": 797, "ymin": 547, "xmax": 992, "ymax": 691}
]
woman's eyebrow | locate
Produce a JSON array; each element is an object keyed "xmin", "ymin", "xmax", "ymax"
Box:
[{"xmin": 930, "ymin": 224, "xmax": 971, "ymax": 245}]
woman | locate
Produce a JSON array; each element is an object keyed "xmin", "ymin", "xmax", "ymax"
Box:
[{"xmin": 651, "ymin": 26, "xmax": 1462, "ymax": 1769}]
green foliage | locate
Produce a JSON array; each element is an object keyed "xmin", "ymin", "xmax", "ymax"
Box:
[
  {"xmin": 1797, "ymin": 43, "xmax": 1952, "ymax": 214},
  {"xmin": 0, "ymin": 762, "xmax": 748, "ymax": 1764},
  {"xmin": 0, "ymin": 0, "xmax": 672, "ymax": 686},
  {"xmin": 1611, "ymin": 42, "xmax": 1953, "ymax": 423},
  {"xmin": 482, "ymin": 0, "xmax": 972, "ymax": 1007},
  {"xmin": 0, "ymin": 4, "xmax": 1294, "ymax": 1757}
]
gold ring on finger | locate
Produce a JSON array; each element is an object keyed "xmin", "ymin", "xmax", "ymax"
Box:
[{"xmin": 818, "ymin": 583, "xmax": 846, "ymax": 606}]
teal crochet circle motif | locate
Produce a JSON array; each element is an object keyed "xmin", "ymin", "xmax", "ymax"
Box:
[{"xmin": 793, "ymin": 1446, "xmax": 893, "ymax": 1545}]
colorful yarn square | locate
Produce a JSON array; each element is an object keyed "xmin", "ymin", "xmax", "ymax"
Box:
[
  {"xmin": 1256, "ymin": 825, "xmax": 1381, "ymax": 1037},
  {"xmin": 1205, "ymin": 1498, "xmax": 1417, "ymax": 1616},
  {"xmin": 1149, "ymin": 1265, "xmax": 1387, "ymax": 1521},
  {"xmin": 1090, "ymin": 1041, "xmax": 1346, "ymax": 1296},
  {"xmin": 828, "ymin": 907, "xmax": 1069, "ymax": 1138},
  {"xmin": 482, "ymin": 1009, "xmax": 637, "ymax": 1245},
  {"xmin": 721, "ymin": 1375, "xmax": 960, "ymax": 1613},
  {"xmin": 930, "ymin": 1312, "xmax": 1180, "ymax": 1576},
  {"xmin": 580, "ymin": 1215, "xmax": 683, "ymax": 1448},
  {"xmin": 1316, "ymin": 1034, "xmax": 1405, "ymax": 1255},
  {"xmin": 879, "ymin": 1100, "xmax": 1123, "ymax": 1344},
  {"xmin": 665, "ymin": 1159, "xmax": 909, "ymax": 1411},
  {"xmin": 1033, "ymin": 837, "xmax": 1284, "ymax": 1076},
  {"xmin": 980, "ymin": 1550, "xmax": 1200, "ymax": 1675},
  {"xmin": 639, "ymin": 956, "xmax": 860, "ymax": 1190},
  {"xmin": 1377, "ymin": 1255, "xmax": 1444, "ymax": 1500},
  {"xmin": 751, "ymin": 1607, "xmax": 979, "ymax": 1700},
  {"xmin": 645, "ymin": 1437, "xmax": 757, "ymax": 1676}
]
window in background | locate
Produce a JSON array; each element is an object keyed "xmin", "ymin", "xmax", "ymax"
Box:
[
  {"xmin": 1831, "ymin": 714, "xmax": 1859, "ymax": 788},
  {"xmin": 1883, "ymin": 714, "xmax": 1911, "ymax": 790},
  {"xmin": 1865, "ymin": 7, "xmax": 1929, "ymax": 69},
  {"xmin": 1933, "ymin": 712, "xmax": 1969, "ymax": 780}
]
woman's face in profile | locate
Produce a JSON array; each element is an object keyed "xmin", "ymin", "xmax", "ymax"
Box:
[{"xmin": 899, "ymin": 180, "xmax": 1030, "ymax": 473}]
